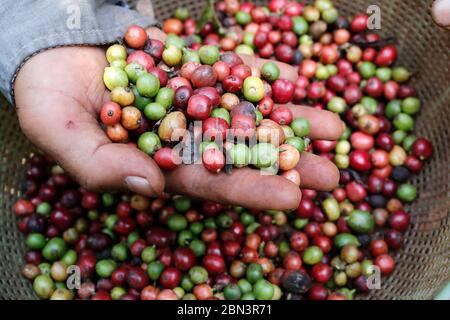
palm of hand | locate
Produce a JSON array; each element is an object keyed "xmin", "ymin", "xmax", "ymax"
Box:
[{"xmin": 16, "ymin": 46, "xmax": 165, "ymax": 193}]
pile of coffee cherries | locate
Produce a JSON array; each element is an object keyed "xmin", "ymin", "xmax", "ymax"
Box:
[{"xmin": 15, "ymin": 0, "xmax": 434, "ymax": 300}]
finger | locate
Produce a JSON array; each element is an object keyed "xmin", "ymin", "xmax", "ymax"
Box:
[
  {"xmin": 275, "ymin": 104, "xmax": 345, "ymax": 140},
  {"xmin": 432, "ymin": 0, "xmax": 450, "ymax": 28},
  {"xmin": 16, "ymin": 92, "xmax": 165, "ymax": 197},
  {"xmin": 164, "ymin": 165, "xmax": 302, "ymax": 211},
  {"xmin": 296, "ymin": 152, "xmax": 340, "ymax": 191},
  {"xmin": 146, "ymin": 26, "xmax": 167, "ymax": 42},
  {"xmin": 238, "ymin": 54, "xmax": 298, "ymax": 82}
]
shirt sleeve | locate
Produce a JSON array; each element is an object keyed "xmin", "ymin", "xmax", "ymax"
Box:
[{"xmin": 0, "ymin": 0, "xmax": 159, "ymax": 104}]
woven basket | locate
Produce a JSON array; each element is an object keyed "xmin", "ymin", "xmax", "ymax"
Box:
[{"xmin": 0, "ymin": 0, "xmax": 449, "ymax": 300}]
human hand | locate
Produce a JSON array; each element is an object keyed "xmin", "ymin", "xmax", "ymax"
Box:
[
  {"xmin": 15, "ymin": 27, "xmax": 167, "ymax": 199},
  {"xmin": 15, "ymin": 28, "xmax": 344, "ymax": 211}
]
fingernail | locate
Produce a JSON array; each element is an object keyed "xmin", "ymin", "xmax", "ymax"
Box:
[{"xmin": 124, "ymin": 176, "xmax": 156, "ymax": 197}]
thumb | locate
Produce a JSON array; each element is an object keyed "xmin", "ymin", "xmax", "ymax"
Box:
[
  {"xmin": 16, "ymin": 93, "xmax": 164, "ymax": 197},
  {"xmin": 77, "ymin": 142, "xmax": 165, "ymax": 197},
  {"xmin": 432, "ymin": 0, "xmax": 450, "ymax": 28}
]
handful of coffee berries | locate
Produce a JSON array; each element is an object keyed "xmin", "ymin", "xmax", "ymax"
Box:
[{"xmin": 100, "ymin": 24, "xmax": 309, "ymax": 186}]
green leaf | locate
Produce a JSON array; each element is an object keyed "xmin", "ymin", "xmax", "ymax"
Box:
[
  {"xmin": 196, "ymin": 0, "xmax": 215, "ymax": 33},
  {"xmin": 195, "ymin": 0, "xmax": 224, "ymax": 35}
]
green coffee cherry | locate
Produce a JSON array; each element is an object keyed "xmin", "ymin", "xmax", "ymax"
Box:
[
  {"xmin": 103, "ymin": 67, "xmax": 129, "ymax": 91},
  {"xmin": 106, "ymin": 44, "xmax": 127, "ymax": 63},
  {"xmin": 199, "ymin": 45, "xmax": 220, "ymax": 65},
  {"xmin": 137, "ymin": 132, "xmax": 161, "ymax": 156},
  {"xmin": 261, "ymin": 62, "xmax": 280, "ymax": 82},
  {"xmin": 229, "ymin": 144, "xmax": 251, "ymax": 167},
  {"xmin": 136, "ymin": 73, "xmax": 160, "ymax": 98}
]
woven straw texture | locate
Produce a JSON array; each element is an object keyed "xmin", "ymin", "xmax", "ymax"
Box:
[{"xmin": 0, "ymin": 0, "xmax": 449, "ymax": 300}]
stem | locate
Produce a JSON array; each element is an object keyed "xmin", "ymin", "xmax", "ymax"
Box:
[{"xmin": 350, "ymin": 35, "xmax": 396, "ymax": 48}]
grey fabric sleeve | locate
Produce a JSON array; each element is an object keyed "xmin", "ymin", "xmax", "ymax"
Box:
[{"xmin": 0, "ymin": 0, "xmax": 158, "ymax": 104}]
